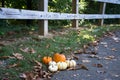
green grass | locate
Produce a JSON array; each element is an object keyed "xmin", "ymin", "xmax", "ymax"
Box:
[{"xmin": 0, "ymin": 24, "xmax": 120, "ymax": 80}]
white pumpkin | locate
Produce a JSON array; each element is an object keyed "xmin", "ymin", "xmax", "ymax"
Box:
[
  {"xmin": 66, "ymin": 60, "xmax": 76, "ymax": 68},
  {"xmin": 49, "ymin": 61, "xmax": 57, "ymax": 66},
  {"xmin": 48, "ymin": 64, "xmax": 58, "ymax": 72},
  {"xmin": 57, "ymin": 62, "xmax": 67, "ymax": 70}
]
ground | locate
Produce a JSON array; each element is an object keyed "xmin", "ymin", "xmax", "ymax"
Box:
[
  {"xmin": 51, "ymin": 30, "xmax": 120, "ymax": 80},
  {"xmin": 0, "ymin": 25, "xmax": 120, "ymax": 80}
]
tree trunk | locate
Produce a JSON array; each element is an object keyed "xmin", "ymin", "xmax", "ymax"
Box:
[
  {"xmin": 26, "ymin": 0, "xmax": 32, "ymax": 25},
  {"xmin": 2, "ymin": 0, "xmax": 5, "ymax": 7}
]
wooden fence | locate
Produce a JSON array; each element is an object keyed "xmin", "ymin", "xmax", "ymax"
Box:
[{"xmin": 0, "ymin": 0, "xmax": 120, "ymax": 36}]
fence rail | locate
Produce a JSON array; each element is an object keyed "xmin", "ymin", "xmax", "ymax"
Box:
[
  {"xmin": 0, "ymin": 8, "xmax": 120, "ymax": 20},
  {"xmin": 93, "ymin": 0, "xmax": 120, "ymax": 4}
]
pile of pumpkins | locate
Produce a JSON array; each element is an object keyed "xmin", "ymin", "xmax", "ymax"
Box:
[{"xmin": 42, "ymin": 53, "xmax": 76, "ymax": 72}]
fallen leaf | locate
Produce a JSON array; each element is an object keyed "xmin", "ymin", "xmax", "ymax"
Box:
[
  {"xmin": 114, "ymin": 74, "xmax": 119, "ymax": 77},
  {"xmin": 0, "ymin": 42, "xmax": 5, "ymax": 46},
  {"xmin": 7, "ymin": 31, "xmax": 16, "ymax": 35},
  {"xmin": 82, "ymin": 60, "xmax": 91, "ymax": 63},
  {"xmin": 100, "ymin": 42, "xmax": 107, "ymax": 45},
  {"xmin": 34, "ymin": 60, "xmax": 42, "ymax": 67},
  {"xmin": 20, "ymin": 48, "xmax": 36, "ymax": 54},
  {"xmin": 87, "ymin": 51, "xmax": 97, "ymax": 55},
  {"xmin": 104, "ymin": 55, "xmax": 115, "ymax": 60},
  {"xmin": 76, "ymin": 64, "xmax": 88, "ymax": 70},
  {"xmin": 71, "ymin": 53, "xmax": 79, "ymax": 60},
  {"xmin": 112, "ymin": 36, "xmax": 119, "ymax": 42},
  {"xmin": 88, "ymin": 55, "xmax": 99, "ymax": 58},
  {"xmin": 68, "ymin": 64, "xmax": 88, "ymax": 71},
  {"xmin": 0, "ymin": 56, "xmax": 10, "ymax": 59},
  {"xmin": 13, "ymin": 53, "xmax": 23, "ymax": 60},
  {"xmin": 0, "ymin": 61, "xmax": 3, "ymax": 65},
  {"xmin": 93, "ymin": 64, "xmax": 103, "ymax": 68},
  {"xmin": 83, "ymin": 45, "xmax": 88, "ymax": 53},
  {"xmin": 107, "ymin": 32, "xmax": 114, "ymax": 36},
  {"xmin": 1, "ymin": 78, "xmax": 9, "ymax": 80},
  {"xmin": 74, "ymin": 49, "xmax": 84, "ymax": 54},
  {"xmin": 29, "ymin": 48, "xmax": 36, "ymax": 54},
  {"xmin": 111, "ymin": 48, "xmax": 117, "ymax": 51},
  {"xmin": 19, "ymin": 72, "xmax": 34, "ymax": 80},
  {"xmin": 97, "ymin": 70, "xmax": 106, "ymax": 74},
  {"xmin": 7, "ymin": 63, "xmax": 20, "ymax": 68},
  {"xmin": 19, "ymin": 73, "xmax": 27, "ymax": 79},
  {"xmin": 92, "ymin": 41, "xmax": 99, "ymax": 46},
  {"xmin": 79, "ymin": 64, "xmax": 88, "ymax": 70},
  {"xmin": 20, "ymin": 47, "xmax": 29, "ymax": 53},
  {"xmin": 46, "ymin": 44, "xmax": 50, "ymax": 48}
]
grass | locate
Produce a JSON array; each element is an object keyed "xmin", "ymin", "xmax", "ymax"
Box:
[{"xmin": 0, "ymin": 24, "xmax": 120, "ymax": 80}]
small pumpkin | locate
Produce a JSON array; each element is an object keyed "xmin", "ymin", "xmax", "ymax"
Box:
[
  {"xmin": 57, "ymin": 62, "xmax": 67, "ymax": 70},
  {"xmin": 49, "ymin": 61, "xmax": 57, "ymax": 66},
  {"xmin": 48, "ymin": 64, "xmax": 58, "ymax": 72},
  {"xmin": 66, "ymin": 60, "xmax": 76, "ymax": 68},
  {"xmin": 53, "ymin": 53, "xmax": 66, "ymax": 62},
  {"xmin": 42, "ymin": 56, "xmax": 52, "ymax": 64}
]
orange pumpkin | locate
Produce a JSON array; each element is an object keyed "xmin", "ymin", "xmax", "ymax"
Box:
[
  {"xmin": 53, "ymin": 53, "xmax": 66, "ymax": 62},
  {"xmin": 42, "ymin": 56, "xmax": 52, "ymax": 64}
]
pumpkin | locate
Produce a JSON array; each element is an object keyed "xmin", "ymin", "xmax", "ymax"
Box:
[
  {"xmin": 42, "ymin": 56, "xmax": 52, "ymax": 64},
  {"xmin": 57, "ymin": 62, "xmax": 67, "ymax": 70},
  {"xmin": 53, "ymin": 53, "xmax": 66, "ymax": 62},
  {"xmin": 48, "ymin": 64, "xmax": 58, "ymax": 72},
  {"xmin": 49, "ymin": 61, "xmax": 57, "ymax": 66},
  {"xmin": 66, "ymin": 60, "xmax": 76, "ymax": 68}
]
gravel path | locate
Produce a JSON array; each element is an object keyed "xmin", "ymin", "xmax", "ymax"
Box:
[{"xmin": 51, "ymin": 30, "xmax": 120, "ymax": 80}]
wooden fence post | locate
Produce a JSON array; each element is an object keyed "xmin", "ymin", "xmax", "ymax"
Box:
[
  {"xmin": 99, "ymin": 2, "xmax": 106, "ymax": 26},
  {"xmin": 72, "ymin": 0, "xmax": 79, "ymax": 28},
  {"xmin": 38, "ymin": 0, "xmax": 48, "ymax": 36}
]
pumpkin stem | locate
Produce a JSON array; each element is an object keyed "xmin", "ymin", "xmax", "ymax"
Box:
[{"xmin": 60, "ymin": 51, "xmax": 64, "ymax": 54}]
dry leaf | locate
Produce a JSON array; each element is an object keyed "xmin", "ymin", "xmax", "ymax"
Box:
[
  {"xmin": 92, "ymin": 41, "xmax": 99, "ymax": 46},
  {"xmin": 111, "ymin": 48, "xmax": 117, "ymax": 51},
  {"xmin": 20, "ymin": 48, "xmax": 29, "ymax": 53},
  {"xmin": 34, "ymin": 60, "xmax": 42, "ymax": 67},
  {"xmin": 0, "ymin": 56, "xmax": 10, "ymax": 59},
  {"xmin": 88, "ymin": 55, "xmax": 99, "ymax": 58},
  {"xmin": 83, "ymin": 45, "xmax": 88, "ymax": 53},
  {"xmin": 97, "ymin": 70, "xmax": 106, "ymax": 74},
  {"xmin": 74, "ymin": 49, "xmax": 84, "ymax": 54},
  {"xmin": 13, "ymin": 53, "xmax": 23, "ymax": 60},
  {"xmin": 78, "ymin": 64, "xmax": 88, "ymax": 70},
  {"xmin": 87, "ymin": 51, "xmax": 97, "ymax": 55},
  {"xmin": 29, "ymin": 48, "xmax": 36, "ymax": 54},
  {"xmin": 19, "ymin": 73, "xmax": 27, "ymax": 79},
  {"xmin": 104, "ymin": 55, "xmax": 115, "ymax": 60},
  {"xmin": 46, "ymin": 44, "xmax": 50, "ymax": 48},
  {"xmin": 71, "ymin": 53, "xmax": 79, "ymax": 60},
  {"xmin": 20, "ymin": 48, "xmax": 36, "ymax": 54},
  {"xmin": 100, "ymin": 42, "xmax": 107, "ymax": 45},
  {"xmin": 0, "ymin": 61, "xmax": 3, "ymax": 65},
  {"xmin": 93, "ymin": 64, "xmax": 103, "ymax": 68},
  {"xmin": 112, "ymin": 36, "xmax": 119, "ymax": 42},
  {"xmin": 0, "ymin": 42, "xmax": 5, "ymax": 46},
  {"xmin": 68, "ymin": 64, "xmax": 88, "ymax": 71},
  {"xmin": 1, "ymin": 78, "xmax": 9, "ymax": 80},
  {"xmin": 7, "ymin": 63, "xmax": 20, "ymax": 68},
  {"xmin": 19, "ymin": 72, "xmax": 34, "ymax": 80},
  {"xmin": 82, "ymin": 60, "xmax": 91, "ymax": 63}
]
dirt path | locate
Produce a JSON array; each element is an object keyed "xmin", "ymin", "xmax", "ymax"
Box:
[{"xmin": 51, "ymin": 30, "xmax": 120, "ymax": 80}]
